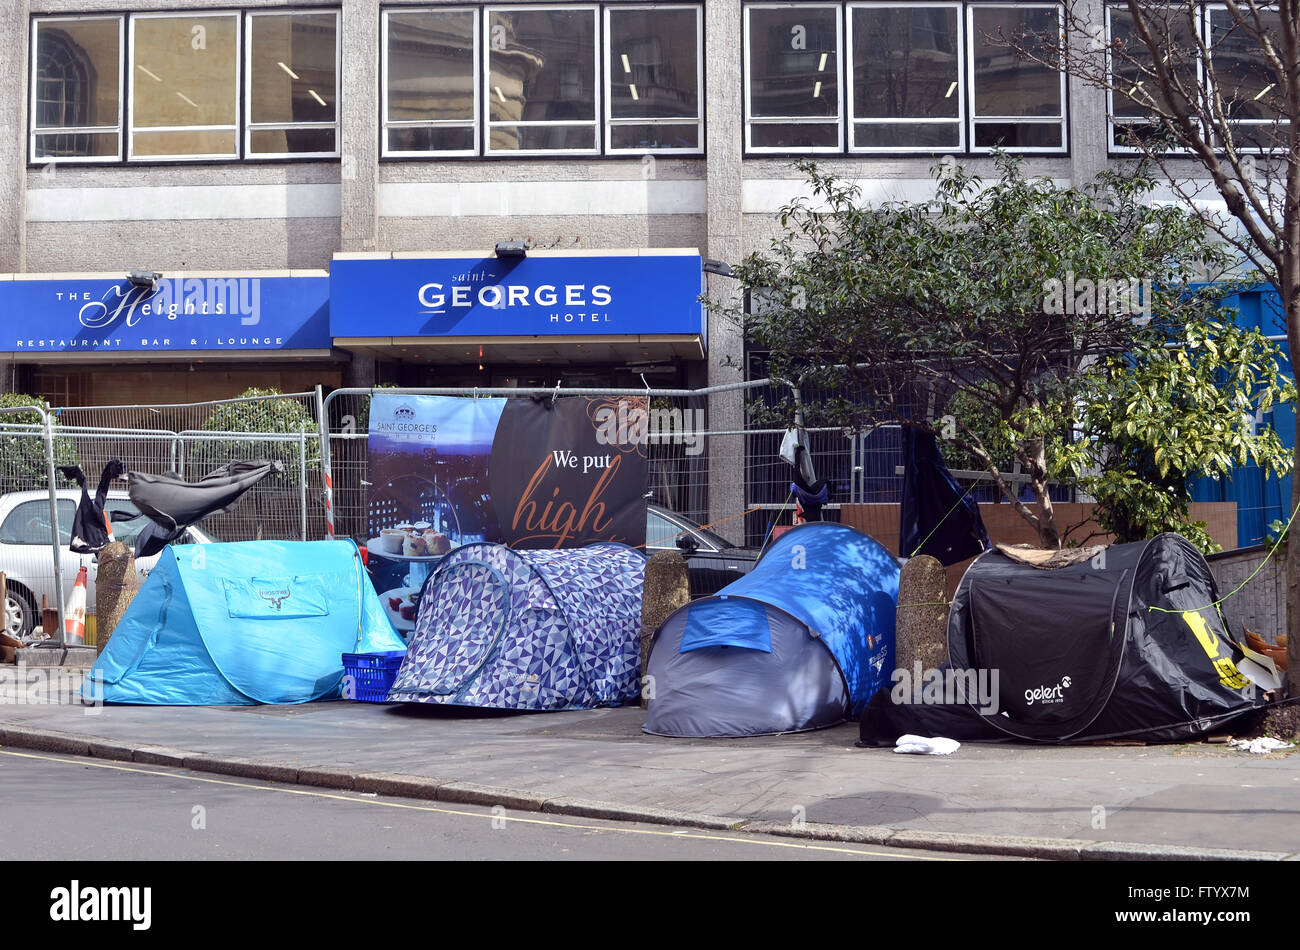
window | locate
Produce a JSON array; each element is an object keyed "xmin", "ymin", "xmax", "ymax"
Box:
[
  {"xmin": 1208, "ymin": 5, "xmax": 1287, "ymax": 150},
  {"xmin": 744, "ymin": 4, "xmax": 843, "ymax": 152},
  {"xmin": 103, "ymin": 499, "xmax": 151, "ymax": 549},
  {"xmin": 0, "ymin": 500, "xmax": 75, "ymax": 546},
  {"xmin": 1107, "ymin": 6, "xmax": 1199, "ymax": 151},
  {"xmin": 968, "ymin": 4, "xmax": 1066, "ymax": 152},
  {"xmin": 743, "ymin": 2, "xmax": 1067, "ymax": 154},
  {"xmin": 381, "ymin": 4, "xmax": 701, "ymax": 156},
  {"xmin": 646, "ymin": 509, "xmax": 681, "ymax": 549},
  {"xmin": 605, "ymin": 5, "xmax": 704, "ymax": 153},
  {"xmin": 383, "ymin": 8, "xmax": 480, "ymax": 156},
  {"xmin": 246, "ymin": 10, "xmax": 340, "ymax": 157},
  {"xmin": 129, "ymin": 12, "xmax": 240, "ymax": 160},
  {"xmin": 30, "ymin": 16, "xmax": 123, "ymax": 161},
  {"xmin": 31, "ymin": 10, "xmax": 338, "ymax": 163},
  {"xmin": 486, "ymin": 6, "xmax": 600, "ymax": 154},
  {"xmin": 849, "ymin": 3, "xmax": 963, "ymax": 151}
]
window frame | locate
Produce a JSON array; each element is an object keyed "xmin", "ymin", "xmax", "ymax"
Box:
[
  {"xmin": 127, "ymin": 9, "xmax": 242, "ymax": 163},
  {"xmin": 1105, "ymin": 3, "xmax": 1199, "ymax": 154},
  {"xmin": 965, "ymin": 2, "xmax": 1068, "ymax": 155},
  {"xmin": 244, "ymin": 8, "xmax": 342, "ymax": 161},
  {"xmin": 846, "ymin": 1, "xmax": 965, "ymax": 154},
  {"xmin": 743, "ymin": 1, "xmax": 846, "ymax": 154},
  {"xmin": 482, "ymin": 3, "xmax": 603, "ymax": 157},
  {"xmin": 602, "ymin": 3, "xmax": 705, "ymax": 156},
  {"xmin": 0, "ymin": 498, "xmax": 76, "ymax": 546},
  {"xmin": 381, "ymin": 6, "xmax": 482, "ymax": 159},
  {"xmin": 1205, "ymin": 3, "xmax": 1289, "ymax": 153},
  {"xmin": 29, "ymin": 14, "xmax": 125, "ymax": 164}
]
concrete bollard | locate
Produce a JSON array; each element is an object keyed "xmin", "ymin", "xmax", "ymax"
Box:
[
  {"xmin": 95, "ymin": 542, "xmax": 138, "ymax": 656},
  {"xmin": 640, "ymin": 550, "xmax": 691, "ymax": 709},
  {"xmin": 895, "ymin": 555, "xmax": 950, "ymax": 675}
]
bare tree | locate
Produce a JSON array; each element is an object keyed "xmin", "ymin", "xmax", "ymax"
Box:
[{"xmin": 1001, "ymin": 0, "xmax": 1300, "ymax": 687}]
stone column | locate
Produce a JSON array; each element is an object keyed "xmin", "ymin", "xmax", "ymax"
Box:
[
  {"xmin": 94, "ymin": 542, "xmax": 138, "ymax": 655},
  {"xmin": 1068, "ymin": 0, "xmax": 1109, "ymax": 187},
  {"xmin": 640, "ymin": 550, "xmax": 691, "ymax": 708},
  {"xmin": 0, "ymin": 0, "xmax": 30, "ymax": 272},
  {"xmin": 895, "ymin": 555, "xmax": 950, "ymax": 674},
  {"xmin": 704, "ymin": 0, "xmax": 746, "ymax": 544},
  {"xmin": 339, "ymin": 0, "xmax": 380, "ymax": 252}
]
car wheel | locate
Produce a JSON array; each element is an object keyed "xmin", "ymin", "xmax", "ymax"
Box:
[{"xmin": 5, "ymin": 588, "xmax": 35, "ymax": 639}]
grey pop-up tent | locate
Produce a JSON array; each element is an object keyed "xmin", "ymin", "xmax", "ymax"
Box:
[
  {"xmin": 645, "ymin": 523, "xmax": 899, "ymax": 737},
  {"xmin": 860, "ymin": 532, "xmax": 1268, "ymax": 745}
]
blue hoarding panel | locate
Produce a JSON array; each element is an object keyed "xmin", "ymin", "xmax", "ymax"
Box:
[
  {"xmin": 329, "ymin": 254, "xmax": 704, "ymax": 339},
  {"xmin": 0, "ymin": 275, "xmax": 330, "ymax": 354},
  {"xmin": 1189, "ymin": 287, "xmax": 1293, "ymax": 546}
]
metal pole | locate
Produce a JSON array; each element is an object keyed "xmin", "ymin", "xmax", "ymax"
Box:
[
  {"xmin": 43, "ymin": 407, "xmax": 65, "ymax": 647},
  {"xmin": 317, "ymin": 386, "xmax": 335, "ymax": 539},
  {"xmin": 299, "ymin": 425, "xmax": 308, "ymax": 541},
  {"xmin": 788, "ymin": 378, "xmax": 816, "ymax": 483}
]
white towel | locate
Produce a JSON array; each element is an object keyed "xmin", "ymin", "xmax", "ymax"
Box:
[
  {"xmin": 1228, "ymin": 737, "xmax": 1294, "ymax": 755},
  {"xmin": 893, "ymin": 734, "xmax": 961, "ymax": 756}
]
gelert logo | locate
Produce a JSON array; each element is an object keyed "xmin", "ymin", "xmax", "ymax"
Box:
[
  {"xmin": 258, "ymin": 587, "xmax": 291, "ymax": 610},
  {"xmin": 1024, "ymin": 675, "xmax": 1072, "ymax": 706}
]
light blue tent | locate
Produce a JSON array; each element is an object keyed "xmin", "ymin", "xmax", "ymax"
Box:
[
  {"xmin": 387, "ymin": 542, "xmax": 645, "ymax": 710},
  {"xmin": 82, "ymin": 540, "xmax": 406, "ymax": 705},
  {"xmin": 645, "ymin": 523, "xmax": 899, "ymax": 737}
]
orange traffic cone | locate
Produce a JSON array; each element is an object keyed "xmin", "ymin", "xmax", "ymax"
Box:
[{"xmin": 64, "ymin": 565, "xmax": 87, "ymax": 645}]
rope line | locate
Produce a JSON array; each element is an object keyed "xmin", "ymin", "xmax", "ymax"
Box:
[
  {"xmin": 1148, "ymin": 494, "xmax": 1300, "ymax": 616},
  {"xmin": 758, "ymin": 490, "xmax": 794, "ymax": 558},
  {"xmin": 908, "ymin": 478, "xmax": 981, "ymax": 559}
]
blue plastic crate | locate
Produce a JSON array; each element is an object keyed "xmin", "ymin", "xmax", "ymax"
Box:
[{"xmin": 342, "ymin": 650, "xmax": 407, "ymax": 702}]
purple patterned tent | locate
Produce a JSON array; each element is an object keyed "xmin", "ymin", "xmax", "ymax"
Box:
[{"xmin": 387, "ymin": 542, "xmax": 645, "ymax": 710}]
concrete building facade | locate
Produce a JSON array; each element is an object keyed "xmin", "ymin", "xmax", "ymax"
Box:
[{"xmin": 4, "ymin": 0, "xmax": 1266, "ymax": 536}]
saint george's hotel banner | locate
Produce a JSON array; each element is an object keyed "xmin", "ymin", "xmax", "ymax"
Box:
[{"xmin": 365, "ymin": 393, "xmax": 649, "ymax": 560}]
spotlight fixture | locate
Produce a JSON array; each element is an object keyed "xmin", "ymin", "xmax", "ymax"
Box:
[
  {"xmin": 702, "ymin": 258, "xmax": 734, "ymax": 278},
  {"xmin": 128, "ymin": 269, "xmax": 161, "ymax": 291},
  {"xmin": 494, "ymin": 241, "xmax": 527, "ymax": 259}
]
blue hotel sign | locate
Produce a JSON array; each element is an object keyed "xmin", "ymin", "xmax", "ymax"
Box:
[
  {"xmin": 0, "ymin": 274, "xmax": 331, "ymax": 353},
  {"xmin": 329, "ymin": 253, "xmax": 705, "ymax": 338}
]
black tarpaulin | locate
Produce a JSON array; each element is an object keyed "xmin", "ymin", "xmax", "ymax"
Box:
[
  {"xmin": 899, "ymin": 428, "xmax": 989, "ymax": 565},
  {"xmin": 58, "ymin": 459, "xmax": 126, "ymax": 554},
  {"xmin": 128, "ymin": 460, "xmax": 283, "ymax": 533}
]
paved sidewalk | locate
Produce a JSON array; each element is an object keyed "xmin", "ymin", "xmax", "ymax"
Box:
[{"xmin": 1, "ymin": 685, "xmax": 1297, "ymax": 859}]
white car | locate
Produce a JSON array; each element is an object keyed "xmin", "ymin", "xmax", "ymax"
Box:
[{"xmin": 0, "ymin": 489, "xmax": 217, "ymax": 638}]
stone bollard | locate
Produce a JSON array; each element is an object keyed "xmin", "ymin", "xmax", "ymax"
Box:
[
  {"xmin": 640, "ymin": 550, "xmax": 691, "ymax": 709},
  {"xmin": 895, "ymin": 555, "xmax": 950, "ymax": 676},
  {"xmin": 95, "ymin": 542, "xmax": 138, "ymax": 656}
]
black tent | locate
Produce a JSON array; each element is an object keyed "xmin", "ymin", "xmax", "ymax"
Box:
[{"xmin": 861, "ymin": 533, "xmax": 1267, "ymax": 745}]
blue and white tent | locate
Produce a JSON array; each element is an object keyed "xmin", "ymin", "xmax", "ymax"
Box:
[
  {"xmin": 645, "ymin": 523, "xmax": 899, "ymax": 737},
  {"xmin": 387, "ymin": 542, "xmax": 645, "ymax": 710},
  {"xmin": 82, "ymin": 540, "xmax": 406, "ymax": 705}
]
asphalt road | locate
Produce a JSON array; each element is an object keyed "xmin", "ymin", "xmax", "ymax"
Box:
[{"xmin": 0, "ymin": 749, "xmax": 1009, "ymax": 861}]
